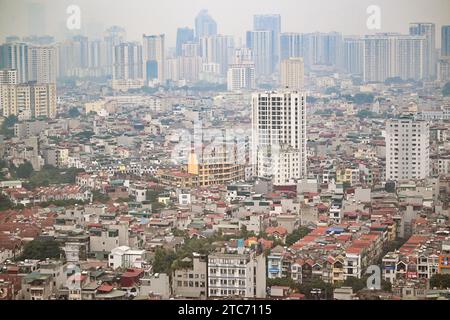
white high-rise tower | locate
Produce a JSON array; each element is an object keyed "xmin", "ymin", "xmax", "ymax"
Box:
[
  {"xmin": 386, "ymin": 115, "xmax": 430, "ymax": 181},
  {"xmin": 252, "ymin": 91, "xmax": 307, "ymax": 185}
]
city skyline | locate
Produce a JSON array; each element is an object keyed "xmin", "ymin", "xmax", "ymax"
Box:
[
  {"xmin": 1, "ymin": 0, "xmax": 450, "ymax": 305},
  {"xmin": 1, "ymin": 0, "xmax": 450, "ymax": 47}
]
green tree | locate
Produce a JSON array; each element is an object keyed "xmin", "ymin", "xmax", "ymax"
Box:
[
  {"xmin": 298, "ymin": 279, "xmax": 334, "ymax": 299},
  {"xmin": 430, "ymin": 274, "xmax": 450, "ymax": 289},
  {"xmin": 286, "ymin": 227, "xmax": 311, "ymax": 246},
  {"xmin": 0, "ymin": 115, "xmax": 18, "ymax": 138},
  {"xmin": 152, "ymin": 248, "xmax": 177, "ymax": 274},
  {"xmin": 68, "ymin": 107, "xmax": 81, "ymax": 118},
  {"xmin": 267, "ymin": 277, "xmax": 298, "ymax": 289},
  {"xmin": 15, "ymin": 162, "xmax": 34, "ymax": 179},
  {"xmin": 92, "ymin": 190, "xmax": 110, "ymax": 203},
  {"xmin": 0, "ymin": 194, "xmax": 16, "ymax": 211},
  {"xmin": 357, "ymin": 109, "xmax": 377, "ymax": 119},
  {"xmin": 443, "ymin": 82, "xmax": 450, "ymax": 96},
  {"xmin": 19, "ymin": 239, "xmax": 62, "ymax": 261}
]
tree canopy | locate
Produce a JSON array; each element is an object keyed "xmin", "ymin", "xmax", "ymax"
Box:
[
  {"xmin": 19, "ymin": 239, "xmax": 62, "ymax": 261},
  {"xmin": 443, "ymin": 82, "xmax": 450, "ymax": 97},
  {"xmin": 430, "ymin": 274, "xmax": 450, "ymax": 289},
  {"xmin": 285, "ymin": 227, "xmax": 311, "ymax": 246}
]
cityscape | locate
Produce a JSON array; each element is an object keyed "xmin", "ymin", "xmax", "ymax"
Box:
[{"xmin": 1, "ymin": 0, "xmax": 450, "ymax": 303}]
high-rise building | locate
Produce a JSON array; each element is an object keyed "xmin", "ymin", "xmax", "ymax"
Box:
[
  {"xmin": 227, "ymin": 62, "xmax": 256, "ymax": 91},
  {"xmin": 178, "ymin": 56, "xmax": 203, "ymax": 82},
  {"xmin": 252, "ymin": 91, "xmax": 307, "ymax": 185},
  {"xmin": 385, "ymin": 115, "xmax": 430, "ymax": 181},
  {"xmin": 409, "ymin": 23, "xmax": 436, "ymax": 79},
  {"xmin": 280, "ymin": 33, "xmax": 306, "ymax": 62},
  {"xmin": 58, "ymin": 36, "xmax": 100, "ymax": 78},
  {"xmin": 280, "ymin": 57, "xmax": 304, "ymax": 90},
  {"xmin": 176, "ymin": 27, "xmax": 194, "ymax": 56},
  {"xmin": 143, "ymin": 34, "xmax": 165, "ymax": 84},
  {"xmin": 343, "ymin": 37, "xmax": 364, "ymax": 76},
  {"xmin": 0, "ymin": 43, "xmax": 29, "ymax": 83},
  {"xmin": 0, "ymin": 82, "xmax": 57, "ymax": 119},
  {"xmin": 187, "ymin": 129, "xmax": 245, "ymax": 186},
  {"xmin": 308, "ymin": 32, "xmax": 343, "ymax": 67},
  {"xmin": 438, "ymin": 57, "xmax": 450, "ymax": 82},
  {"xmin": 442, "ymin": 25, "xmax": 450, "ymax": 58},
  {"xmin": 363, "ymin": 34, "xmax": 425, "ymax": 82},
  {"xmin": 246, "ymin": 31, "xmax": 273, "ymax": 77},
  {"xmin": 195, "ymin": 10, "xmax": 217, "ymax": 40},
  {"xmin": 28, "ymin": 45, "xmax": 58, "ymax": 84},
  {"xmin": 0, "ymin": 69, "xmax": 18, "ymax": 85},
  {"xmin": 254, "ymin": 14, "xmax": 281, "ymax": 69},
  {"xmin": 200, "ymin": 35, "xmax": 234, "ymax": 75},
  {"xmin": 72, "ymin": 35, "xmax": 90, "ymax": 69},
  {"xmin": 104, "ymin": 26, "xmax": 126, "ymax": 75},
  {"xmin": 88, "ymin": 40, "xmax": 109, "ymax": 77},
  {"xmin": 208, "ymin": 249, "xmax": 266, "ymax": 298},
  {"xmin": 112, "ymin": 42, "xmax": 144, "ymax": 90},
  {"xmin": 181, "ymin": 42, "xmax": 200, "ymax": 57},
  {"xmin": 280, "ymin": 32, "xmax": 344, "ymax": 69},
  {"xmin": 396, "ymin": 36, "xmax": 425, "ymax": 80}
]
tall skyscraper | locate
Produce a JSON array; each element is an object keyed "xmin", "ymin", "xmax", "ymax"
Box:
[
  {"xmin": 252, "ymin": 91, "xmax": 307, "ymax": 185},
  {"xmin": 88, "ymin": 40, "xmax": 109, "ymax": 77},
  {"xmin": 409, "ymin": 23, "xmax": 436, "ymax": 79},
  {"xmin": 104, "ymin": 26, "xmax": 126, "ymax": 75},
  {"xmin": 308, "ymin": 32, "xmax": 343, "ymax": 67},
  {"xmin": 386, "ymin": 115, "xmax": 430, "ymax": 181},
  {"xmin": 280, "ymin": 57, "xmax": 304, "ymax": 90},
  {"xmin": 246, "ymin": 31, "xmax": 273, "ymax": 77},
  {"xmin": 72, "ymin": 35, "xmax": 90, "ymax": 69},
  {"xmin": 343, "ymin": 37, "xmax": 364, "ymax": 75},
  {"xmin": 254, "ymin": 14, "xmax": 281, "ymax": 69},
  {"xmin": 112, "ymin": 42, "xmax": 144, "ymax": 90},
  {"xmin": 28, "ymin": 45, "xmax": 58, "ymax": 84},
  {"xmin": 442, "ymin": 25, "xmax": 450, "ymax": 58},
  {"xmin": 195, "ymin": 10, "xmax": 217, "ymax": 40},
  {"xmin": 280, "ymin": 33, "xmax": 307, "ymax": 62},
  {"xmin": 0, "ymin": 82, "xmax": 57, "ymax": 119},
  {"xmin": 0, "ymin": 43, "xmax": 29, "ymax": 83},
  {"xmin": 176, "ymin": 28, "xmax": 194, "ymax": 56},
  {"xmin": 143, "ymin": 34, "xmax": 165, "ymax": 84},
  {"xmin": 363, "ymin": 34, "xmax": 425, "ymax": 82},
  {"xmin": 396, "ymin": 36, "xmax": 425, "ymax": 80},
  {"xmin": 200, "ymin": 35, "xmax": 234, "ymax": 75}
]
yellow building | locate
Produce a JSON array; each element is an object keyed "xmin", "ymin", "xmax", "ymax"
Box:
[{"xmin": 187, "ymin": 139, "xmax": 245, "ymax": 186}]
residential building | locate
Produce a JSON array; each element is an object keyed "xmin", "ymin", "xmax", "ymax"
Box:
[
  {"xmin": 385, "ymin": 116, "xmax": 430, "ymax": 181},
  {"xmin": 246, "ymin": 30, "xmax": 274, "ymax": 77},
  {"xmin": 172, "ymin": 253, "xmax": 207, "ymax": 298},
  {"xmin": 207, "ymin": 249, "xmax": 266, "ymax": 298},
  {"xmin": 108, "ymin": 246, "xmax": 146, "ymax": 270},
  {"xmin": 280, "ymin": 57, "xmax": 304, "ymax": 90},
  {"xmin": 409, "ymin": 23, "xmax": 436, "ymax": 79},
  {"xmin": 28, "ymin": 45, "xmax": 57, "ymax": 84},
  {"xmin": 0, "ymin": 42, "xmax": 29, "ymax": 83},
  {"xmin": 0, "ymin": 82, "xmax": 57, "ymax": 119},
  {"xmin": 251, "ymin": 91, "xmax": 307, "ymax": 185},
  {"xmin": 143, "ymin": 34, "xmax": 165, "ymax": 84}
]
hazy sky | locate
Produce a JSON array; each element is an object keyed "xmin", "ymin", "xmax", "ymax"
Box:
[{"xmin": 1, "ymin": 0, "xmax": 449, "ymax": 47}]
